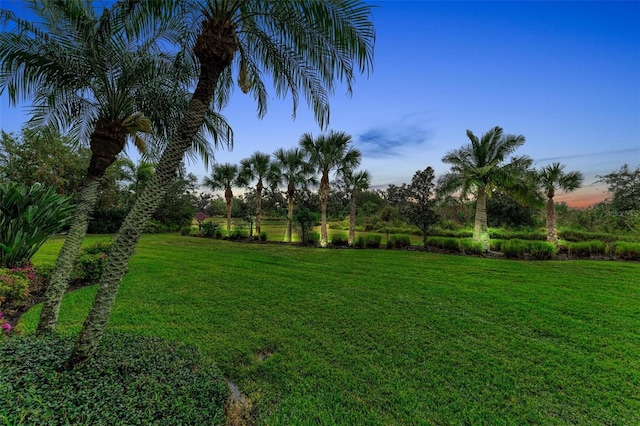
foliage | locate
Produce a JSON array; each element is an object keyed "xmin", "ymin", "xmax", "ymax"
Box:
[
  {"xmin": 613, "ymin": 242, "xmax": 640, "ymax": 261},
  {"xmin": 308, "ymin": 232, "xmax": 321, "ymax": 244},
  {"xmin": 597, "ymin": 164, "xmax": 640, "ymax": 213},
  {"xmin": 364, "ymin": 234, "xmax": 382, "ymax": 248},
  {"xmin": 181, "ymin": 226, "xmax": 193, "ymax": 236},
  {"xmin": 151, "ymin": 169, "xmax": 198, "ymax": 231},
  {"xmin": 72, "ymin": 242, "xmax": 112, "ymax": 284},
  {"xmin": 427, "ymin": 236, "xmax": 461, "ymax": 252},
  {"xmin": 559, "ymin": 229, "xmax": 616, "ymax": 243},
  {"xmin": 502, "ymin": 239, "xmax": 557, "ymax": 260},
  {"xmin": 331, "ymin": 233, "xmax": 349, "ymax": 246},
  {"xmin": 387, "ymin": 234, "xmax": 412, "ymax": 249},
  {"xmin": 0, "ymin": 130, "xmax": 89, "ymax": 195},
  {"xmin": 567, "ymin": 241, "xmax": 608, "ymax": 259},
  {"xmin": 0, "ymin": 182, "xmax": 74, "ymax": 268},
  {"xmin": 0, "ymin": 332, "xmax": 227, "ymax": 424},
  {"xmin": 353, "ymin": 236, "xmax": 366, "ymax": 248},
  {"xmin": 0, "ymin": 266, "xmax": 32, "ymax": 310},
  {"xmin": 404, "ymin": 167, "xmax": 439, "ymax": 247},
  {"xmin": 260, "ymin": 231, "xmax": 268, "ymax": 242},
  {"xmin": 486, "ymin": 192, "xmax": 538, "ymax": 229},
  {"xmin": 200, "ymin": 222, "xmax": 221, "ymax": 238},
  {"xmin": 293, "ymin": 207, "xmax": 321, "ymax": 244},
  {"xmin": 88, "ymin": 207, "xmax": 129, "ymax": 234},
  {"xmin": 458, "ymin": 238, "xmax": 484, "ymax": 254}
]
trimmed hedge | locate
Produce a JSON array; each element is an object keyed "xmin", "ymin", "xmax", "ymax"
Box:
[
  {"xmin": 502, "ymin": 239, "xmax": 557, "ymax": 260},
  {"xmin": 614, "ymin": 242, "xmax": 640, "ymax": 261},
  {"xmin": 386, "ymin": 234, "xmax": 412, "ymax": 249},
  {"xmin": 331, "ymin": 233, "xmax": 349, "ymax": 247},
  {"xmin": 0, "ymin": 332, "xmax": 227, "ymax": 425}
]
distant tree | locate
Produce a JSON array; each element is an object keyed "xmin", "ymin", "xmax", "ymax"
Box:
[
  {"xmin": 152, "ymin": 169, "xmax": 198, "ymax": 231},
  {"xmin": 343, "ymin": 169, "xmax": 371, "ymax": 245},
  {"xmin": 439, "ymin": 126, "xmax": 538, "ymax": 251},
  {"xmin": 273, "ymin": 147, "xmax": 317, "ymax": 242},
  {"xmin": 538, "ymin": 162, "xmax": 584, "ymax": 245},
  {"xmin": 597, "ymin": 164, "xmax": 640, "ymax": 213},
  {"xmin": 239, "ymin": 152, "xmax": 278, "ymax": 237},
  {"xmin": 486, "ymin": 192, "xmax": 537, "ymax": 229},
  {"xmin": 300, "ymin": 131, "xmax": 361, "ymax": 247},
  {"xmin": 405, "ymin": 167, "xmax": 438, "ymax": 248},
  {"xmin": 202, "ymin": 163, "xmax": 238, "ymax": 233},
  {"xmin": 293, "ymin": 207, "xmax": 321, "ymax": 245}
]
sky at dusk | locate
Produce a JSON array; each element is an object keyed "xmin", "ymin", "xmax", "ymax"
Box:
[{"xmin": 1, "ymin": 0, "xmax": 639, "ymax": 208}]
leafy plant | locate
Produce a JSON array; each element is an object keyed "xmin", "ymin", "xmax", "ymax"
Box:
[
  {"xmin": 388, "ymin": 234, "xmax": 412, "ymax": 249},
  {"xmin": 0, "ymin": 332, "xmax": 227, "ymax": 424},
  {"xmin": 200, "ymin": 222, "xmax": 221, "ymax": 238},
  {"xmin": 353, "ymin": 236, "xmax": 366, "ymax": 248},
  {"xmin": 72, "ymin": 242, "xmax": 112, "ymax": 284},
  {"xmin": 502, "ymin": 239, "xmax": 528, "ymax": 259},
  {"xmin": 331, "ymin": 233, "xmax": 349, "ymax": 246},
  {"xmin": 308, "ymin": 232, "xmax": 320, "ymax": 244},
  {"xmin": 614, "ymin": 242, "xmax": 640, "ymax": 261},
  {"xmin": 0, "ymin": 266, "xmax": 32, "ymax": 310},
  {"xmin": 260, "ymin": 231, "xmax": 268, "ymax": 242},
  {"xmin": 0, "ymin": 182, "xmax": 74, "ymax": 268},
  {"xmin": 364, "ymin": 234, "xmax": 382, "ymax": 248},
  {"xmin": 459, "ymin": 238, "xmax": 483, "ymax": 254}
]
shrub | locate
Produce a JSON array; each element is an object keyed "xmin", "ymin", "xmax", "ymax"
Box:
[
  {"xmin": 260, "ymin": 231, "xmax": 268, "ymax": 242},
  {"xmin": 364, "ymin": 234, "xmax": 382, "ymax": 248},
  {"xmin": 353, "ymin": 236, "xmax": 366, "ymax": 249},
  {"xmin": 72, "ymin": 242, "xmax": 112, "ymax": 284},
  {"xmin": 614, "ymin": 242, "xmax": 640, "ymax": 261},
  {"xmin": 568, "ymin": 241, "xmax": 600, "ymax": 259},
  {"xmin": 490, "ymin": 239, "xmax": 506, "ymax": 251},
  {"xmin": 331, "ymin": 233, "xmax": 349, "ymax": 246},
  {"xmin": 88, "ymin": 207, "xmax": 128, "ymax": 234},
  {"xmin": 459, "ymin": 238, "xmax": 483, "ymax": 254},
  {"xmin": 0, "ymin": 332, "xmax": 227, "ymax": 425},
  {"xmin": 559, "ymin": 229, "xmax": 616, "ymax": 243},
  {"xmin": 528, "ymin": 241, "xmax": 558, "ymax": 260},
  {"xmin": 142, "ymin": 219, "xmax": 167, "ymax": 234},
  {"xmin": 181, "ymin": 226, "xmax": 192, "ymax": 236},
  {"xmin": 388, "ymin": 234, "xmax": 412, "ymax": 249},
  {"xmin": 0, "ymin": 267, "xmax": 32, "ymax": 310},
  {"xmin": 0, "ymin": 182, "xmax": 74, "ymax": 268},
  {"xmin": 308, "ymin": 232, "xmax": 320, "ymax": 244},
  {"xmin": 200, "ymin": 222, "xmax": 221, "ymax": 238},
  {"xmin": 502, "ymin": 239, "xmax": 527, "ymax": 259},
  {"xmin": 229, "ymin": 229, "xmax": 248, "ymax": 240}
]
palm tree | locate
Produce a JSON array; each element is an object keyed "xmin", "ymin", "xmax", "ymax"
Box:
[
  {"xmin": 440, "ymin": 126, "xmax": 535, "ymax": 251},
  {"xmin": 66, "ymin": 0, "xmax": 375, "ymax": 367},
  {"xmin": 202, "ymin": 163, "xmax": 238, "ymax": 233},
  {"xmin": 238, "ymin": 152, "xmax": 277, "ymax": 237},
  {"xmin": 273, "ymin": 147, "xmax": 317, "ymax": 242},
  {"xmin": 300, "ymin": 131, "xmax": 361, "ymax": 247},
  {"xmin": 538, "ymin": 162, "xmax": 583, "ymax": 245},
  {"xmin": 343, "ymin": 169, "xmax": 370, "ymax": 245}
]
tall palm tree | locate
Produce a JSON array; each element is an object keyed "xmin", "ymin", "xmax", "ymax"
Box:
[
  {"xmin": 202, "ymin": 162, "xmax": 238, "ymax": 233},
  {"xmin": 343, "ymin": 169, "xmax": 370, "ymax": 246},
  {"xmin": 538, "ymin": 162, "xmax": 583, "ymax": 245},
  {"xmin": 238, "ymin": 152, "xmax": 277, "ymax": 236},
  {"xmin": 440, "ymin": 126, "xmax": 535, "ymax": 251},
  {"xmin": 66, "ymin": 0, "xmax": 375, "ymax": 367},
  {"xmin": 300, "ymin": 131, "xmax": 361, "ymax": 247},
  {"xmin": 273, "ymin": 147, "xmax": 317, "ymax": 242}
]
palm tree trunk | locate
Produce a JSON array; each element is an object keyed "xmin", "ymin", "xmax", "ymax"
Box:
[
  {"xmin": 546, "ymin": 196, "xmax": 558, "ymax": 245},
  {"xmin": 473, "ymin": 187, "xmax": 490, "ymax": 252},
  {"xmin": 256, "ymin": 180, "xmax": 263, "ymax": 237},
  {"xmin": 287, "ymin": 184, "xmax": 294, "ymax": 243},
  {"xmin": 225, "ymin": 187, "xmax": 233, "ymax": 233},
  {"xmin": 36, "ymin": 175, "xmax": 102, "ymax": 334},
  {"xmin": 66, "ymin": 17, "xmax": 238, "ymax": 368},
  {"xmin": 320, "ymin": 173, "xmax": 329, "ymax": 247},
  {"xmin": 348, "ymin": 192, "xmax": 356, "ymax": 246}
]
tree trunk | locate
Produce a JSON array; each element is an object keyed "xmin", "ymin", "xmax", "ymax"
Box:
[
  {"xmin": 37, "ymin": 121, "xmax": 126, "ymax": 334},
  {"xmin": 473, "ymin": 187, "xmax": 489, "ymax": 252},
  {"xmin": 546, "ymin": 195, "xmax": 558, "ymax": 246},
  {"xmin": 256, "ymin": 179, "xmax": 263, "ymax": 237},
  {"xmin": 286, "ymin": 183, "xmax": 294, "ymax": 243},
  {"xmin": 225, "ymin": 187, "xmax": 233, "ymax": 233},
  {"xmin": 36, "ymin": 175, "xmax": 102, "ymax": 334},
  {"xmin": 66, "ymin": 16, "xmax": 238, "ymax": 369},
  {"xmin": 320, "ymin": 172, "xmax": 329, "ymax": 247},
  {"xmin": 348, "ymin": 191, "xmax": 356, "ymax": 246}
]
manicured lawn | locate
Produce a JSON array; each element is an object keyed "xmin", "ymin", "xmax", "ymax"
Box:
[{"xmin": 22, "ymin": 234, "xmax": 640, "ymax": 424}]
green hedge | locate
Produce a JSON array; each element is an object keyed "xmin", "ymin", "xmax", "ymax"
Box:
[
  {"xmin": 0, "ymin": 332, "xmax": 227, "ymax": 425},
  {"xmin": 502, "ymin": 239, "xmax": 557, "ymax": 260}
]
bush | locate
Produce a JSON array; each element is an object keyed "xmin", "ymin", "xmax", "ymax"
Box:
[
  {"xmin": 490, "ymin": 239, "xmax": 506, "ymax": 251},
  {"xmin": 614, "ymin": 242, "xmax": 640, "ymax": 261},
  {"xmin": 260, "ymin": 231, "xmax": 268, "ymax": 242},
  {"xmin": 142, "ymin": 219, "xmax": 168, "ymax": 234},
  {"xmin": 308, "ymin": 232, "xmax": 320, "ymax": 244},
  {"xmin": 331, "ymin": 233, "xmax": 349, "ymax": 246},
  {"xmin": 200, "ymin": 222, "xmax": 221, "ymax": 238},
  {"xmin": 72, "ymin": 242, "xmax": 112, "ymax": 284},
  {"xmin": 426, "ymin": 236, "xmax": 460, "ymax": 252},
  {"xmin": 459, "ymin": 238, "xmax": 483, "ymax": 254},
  {"xmin": 0, "ymin": 332, "xmax": 227, "ymax": 425},
  {"xmin": 88, "ymin": 207, "xmax": 128, "ymax": 234},
  {"xmin": 388, "ymin": 234, "xmax": 412, "ymax": 249},
  {"xmin": 181, "ymin": 226, "xmax": 192, "ymax": 236},
  {"xmin": 0, "ymin": 266, "xmax": 33, "ymax": 310},
  {"xmin": 559, "ymin": 229, "xmax": 616, "ymax": 243},
  {"xmin": 364, "ymin": 234, "xmax": 382, "ymax": 248},
  {"xmin": 567, "ymin": 240, "xmax": 607, "ymax": 259},
  {"xmin": 228, "ymin": 228, "xmax": 248, "ymax": 240},
  {"xmin": 0, "ymin": 182, "xmax": 74, "ymax": 268},
  {"xmin": 502, "ymin": 239, "xmax": 557, "ymax": 260},
  {"xmin": 353, "ymin": 236, "xmax": 366, "ymax": 249}
]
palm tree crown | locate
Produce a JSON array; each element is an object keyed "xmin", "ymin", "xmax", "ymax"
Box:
[{"xmin": 203, "ymin": 162, "xmax": 238, "ymax": 232}]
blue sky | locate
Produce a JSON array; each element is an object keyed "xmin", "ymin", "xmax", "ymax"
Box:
[{"xmin": 1, "ymin": 0, "xmax": 638, "ymax": 207}]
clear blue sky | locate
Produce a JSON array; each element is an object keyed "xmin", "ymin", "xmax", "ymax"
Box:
[{"xmin": 1, "ymin": 0, "xmax": 638, "ymax": 207}]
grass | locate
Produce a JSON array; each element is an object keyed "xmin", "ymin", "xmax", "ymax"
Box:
[{"xmin": 19, "ymin": 234, "xmax": 640, "ymax": 424}]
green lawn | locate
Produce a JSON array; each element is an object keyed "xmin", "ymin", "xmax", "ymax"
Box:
[{"xmin": 21, "ymin": 234, "xmax": 640, "ymax": 425}]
